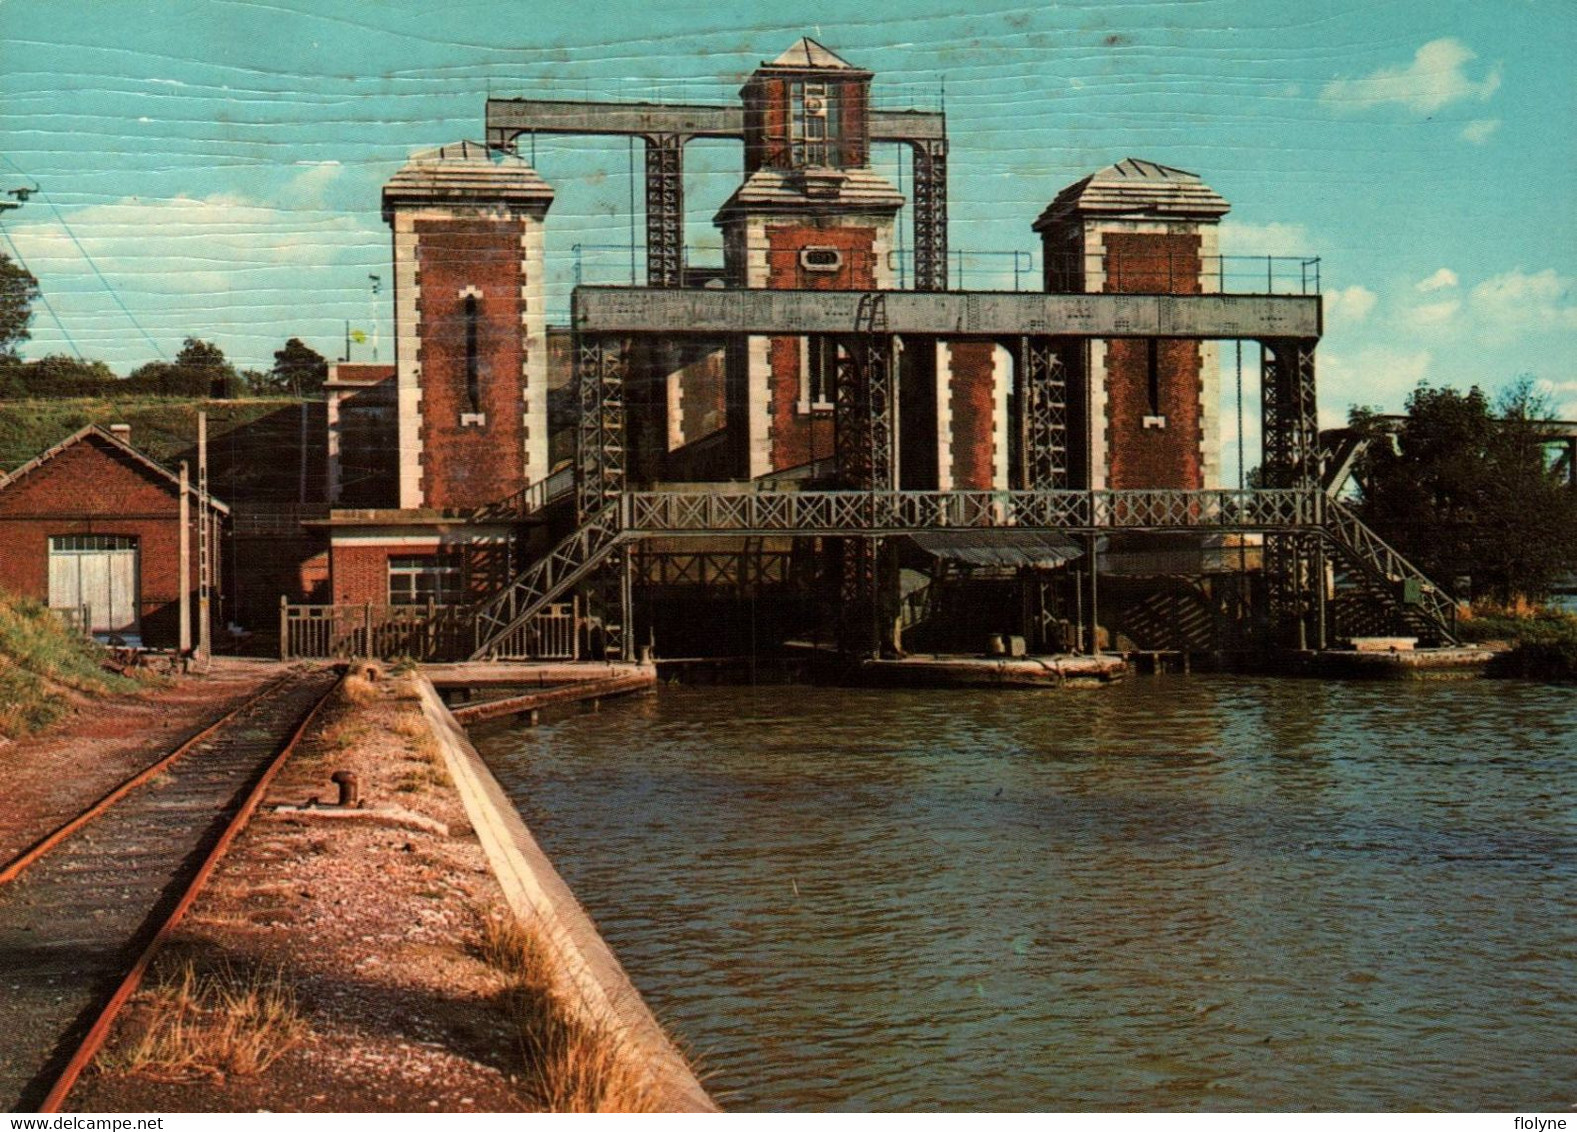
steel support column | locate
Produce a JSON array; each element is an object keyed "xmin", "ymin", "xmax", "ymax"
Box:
[
  {"xmin": 1019, "ymin": 336, "xmax": 1070, "ymax": 490},
  {"xmin": 833, "ymin": 333, "xmax": 898, "ymax": 491},
  {"xmin": 911, "ymin": 140, "xmax": 949, "ymax": 292},
  {"xmin": 575, "ymin": 335, "xmax": 627, "ymax": 523},
  {"xmin": 1260, "ymin": 338, "xmax": 1319, "ymax": 649},
  {"xmin": 644, "ymin": 133, "xmax": 685, "ymax": 288}
]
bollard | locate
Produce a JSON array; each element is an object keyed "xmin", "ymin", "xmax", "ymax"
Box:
[{"xmin": 331, "ymin": 770, "xmax": 359, "ymax": 808}]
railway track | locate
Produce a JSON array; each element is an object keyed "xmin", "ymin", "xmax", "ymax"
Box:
[{"xmin": 0, "ymin": 667, "xmax": 340, "ymax": 1112}]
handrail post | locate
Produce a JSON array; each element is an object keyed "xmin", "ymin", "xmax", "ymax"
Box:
[{"xmin": 279, "ymin": 594, "xmax": 288, "ymax": 661}]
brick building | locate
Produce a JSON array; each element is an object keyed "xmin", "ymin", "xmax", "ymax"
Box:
[{"xmin": 0, "ymin": 425, "xmax": 228, "ymax": 648}]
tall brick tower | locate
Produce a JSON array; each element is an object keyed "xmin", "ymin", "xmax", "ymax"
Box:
[
  {"xmin": 1034, "ymin": 159, "xmax": 1229, "ymax": 490},
  {"xmin": 383, "ymin": 141, "xmax": 554, "ymax": 509},
  {"xmin": 715, "ymin": 39, "xmax": 904, "ymax": 480}
]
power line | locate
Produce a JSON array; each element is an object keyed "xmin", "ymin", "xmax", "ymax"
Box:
[
  {"xmin": 1, "ymin": 226, "xmax": 86, "ymax": 361},
  {"xmin": 36, "ymin": 189, "xmax": 169, "ymax": 361}
]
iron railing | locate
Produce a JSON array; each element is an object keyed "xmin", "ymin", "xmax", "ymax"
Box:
[
  {"xmin": 1322, "ymin": 498, "xmax": 1459, "ymax": 643},
  {"xmin": 624, "ymin": 488, "xmax": 1320, "ymax": 535},
  {"xmin": 280, "ymin": 600, "xmax": 580, "ymax": 661}
]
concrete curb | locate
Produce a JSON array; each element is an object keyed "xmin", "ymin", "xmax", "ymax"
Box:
[{"xmin": 416, "ymin": 676, "xmax": 718, "ymax": 1113}]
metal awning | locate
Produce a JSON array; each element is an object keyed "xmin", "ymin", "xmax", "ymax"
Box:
[{"xmin": 908, "ymin": 531, "xmax": 1095, "ymax": 568}]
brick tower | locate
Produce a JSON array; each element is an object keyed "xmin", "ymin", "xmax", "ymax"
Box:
[
  {"xmin": 715, "ymin": 39, "xmax": 904, "ymax": 479},
  {"xmin": 1033, "ymin": 159, "xmax": 1229, "ymax": 489},
  {"xmin": 382, "ymin": 141, "xmax": 554, "ymax": 509}
]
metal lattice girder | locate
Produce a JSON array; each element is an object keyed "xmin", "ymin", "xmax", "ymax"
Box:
[
  {"xmin": 622, "ymin": 487, "xmax": 1320, "ymax": 535},
  {"xmin": 644, "ymin": 134, "xmax": 685, "ymax": 288},
  {"xmin": 911, "ymin": 139, "xmax": 948, "ymax": 292},
  {"xmin": 576, "ymin": 336, "xmax": 627, "ymax": 523},
  {"xmin": 839, "ymin": 536, "xmax": 878, "ymax": 655},
  {"xmin": 833, "ymin": 334, "xmax": 897, "ymax": 491},
  {"xmin": 1020, "ymin": 336, "xmax": 1070, "ymax": 490},
  {"xmin": 1260, "ymin": 339, "xmax": 1320, "ymax": 489}
]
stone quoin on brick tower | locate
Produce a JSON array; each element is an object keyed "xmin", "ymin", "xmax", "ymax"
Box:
[{"xmin": 382, "ymin": 141, "xmax": 555, "ymax": 510}]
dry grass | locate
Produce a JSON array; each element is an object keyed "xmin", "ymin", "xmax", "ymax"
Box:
[
  {"xmin": 339, "ymin": 672, "xmax": 379, "ymax": 705},
  {"xmin": 475, "ymin": 911, "xmax": 659, "ymax": 1113},
  {"xmin": 103, "ymin": 959, "xmax": 310, "ymax": 1081},
  {"xmin": 390, "ymin": 713, "xmax": 427, "ymax": 739}
]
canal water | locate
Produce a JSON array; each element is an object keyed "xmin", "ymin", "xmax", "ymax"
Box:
[{"xmin": 473, "ymin": 677, "xmax": 1575, "ymax": 1111}]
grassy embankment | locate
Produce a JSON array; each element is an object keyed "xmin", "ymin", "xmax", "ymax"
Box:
[
  {"xmin": 0, "ymin": 395, "xmax": 307, "ymax": 477},
  {"xmin": 0, "ymin": 590, "xmax": 147, "ymax": 739},
  {"xmin": 1457, "ymin": 605, "xmax": 1577, "ymax": 680}
]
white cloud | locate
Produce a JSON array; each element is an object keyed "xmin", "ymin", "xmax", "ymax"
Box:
[
  {"xmin": 1537, "ymin": 378, "xmax": 1577, "ymax": 421},
  {"xmin": 1321, "ymin": 38, "xmax": 1501, "ymax": 115},
  {"xmin": 1319, "ymin": 347, "xmax": 1434, "ymax": 416},
  {"xmin": 1469, "ymin": 269, "xmax": 1577, "ymax": 335},
  {"xmin": 1406, "ymin": 298, "xmax": 1463, "ymax": 326},
  {"xmin": 1415, "ymin": 268, "xmax": 1459, "ymax": 293},
  {"xmin": 1461, "ymin": 118, "xmax": 1501, "ymax": 144},
  {"xmin": 1217, "ymin": 220, "xmax": 1311, "ymax": 257},
  {"xmin": 1324, "ymin": 285, "xmax": 1377, "ymax": 324}
]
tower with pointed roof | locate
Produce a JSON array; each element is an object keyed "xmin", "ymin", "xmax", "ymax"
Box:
[
  {"xmin": 382, "ymin": 140, "xmax": 555, "ymax": 509},
  {"xmin": 716, "ymin": 38, "xmax": 904, "ymax": 478},
  {"xmin": 1034, "ymin": 158, "xmax": 1230, "ymax": 491}
]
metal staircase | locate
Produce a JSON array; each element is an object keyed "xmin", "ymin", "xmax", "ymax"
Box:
[
  {"xmin": 470, "ymin": 502, "xmax": 628, "ymax": 659},
  {"xmin": 1320, "ymin": 497, "xmax": 1459, "ymax": 645}
]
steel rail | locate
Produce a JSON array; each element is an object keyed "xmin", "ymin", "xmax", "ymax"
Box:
[
  {"xmin": 0, "ymin": 673, "xmax": 292, "ymax": 886},
  {"xmin": 36, "ymin": 671, "xmax": 343, "ymax": 1113}
]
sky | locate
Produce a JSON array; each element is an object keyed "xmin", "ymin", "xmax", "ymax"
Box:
[{"xmin": 1, "ymin": 0, "xmax": 1573, "ymax": 474}]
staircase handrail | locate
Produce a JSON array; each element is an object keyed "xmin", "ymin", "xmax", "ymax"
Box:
[
  {"xmin": 470, "ymin": 500, "xmax": 628, "ymax": 659},
  {"xmin": 1322, "ymin": 497, "xmax": 1459, "ymax": 642}
]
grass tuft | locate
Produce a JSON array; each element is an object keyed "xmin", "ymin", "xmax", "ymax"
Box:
[
  {"xmin": 475, "ymin": 911, "xmax": 660, "ymax": 1113},
  {"xmin": 102, "ymin": 958, "xmax": 310, "ymax": 1080}
]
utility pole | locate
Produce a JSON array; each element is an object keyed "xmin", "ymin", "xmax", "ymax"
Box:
[
  {"xmin": 179, "ymin": 461, "xmax": 191, "ymax": 657},
  {"xmin": 198, "ymin": 412, "xmax": 211, "ymax": 668}
]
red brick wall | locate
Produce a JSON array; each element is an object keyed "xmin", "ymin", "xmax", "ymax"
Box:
[
  {"xmin": 415, "ymin": 218, "xmax": 526, "ymax": 508},
  {"xmin": 948, "ymin": 342, "xmax": 997, "ymax": 489},
  {"xmin": 0, "ymin": 436, "xmax": 221, "ymax": 647},
  {"xmin": 329, "ymin": 538, "xmax": 510, "ymax": 606},
  {"xmin": 1103, "ymin": 231, "xmax": 1204, "ymax": 489},
  {"xmin": 764, "ymin": 225, "xmax": 875, "ymax": 472}
]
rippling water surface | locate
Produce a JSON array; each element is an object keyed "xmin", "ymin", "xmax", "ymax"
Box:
[{"xmin": 474, "ymin": 677, "xmax": 1576, "ymax": 1111}]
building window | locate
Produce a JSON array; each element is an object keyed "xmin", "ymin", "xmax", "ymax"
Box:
[
  {"xmin": 790, "ymin": 81, "xmax": 840, "ymax": 167},
  {"xmin": 388, "ymin": 554, "xmax": 463, "ymax": 605},
  {"xmin": 464, "ymin": 294, "xmax": 482, "ymax": 416},
  {"xmin": 800, "ymin": 336, "xmax": 839, "ymax": 412}
]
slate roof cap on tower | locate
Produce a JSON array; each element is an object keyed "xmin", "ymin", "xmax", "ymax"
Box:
[
  {"xmin": 382, "ymin": 139, "xmax": 554, "ymax": 218},
  {"xmin": 754, "ymin": 36, "xmax": 872, "ymax": 77},
  {"xmin": 1033, "ymin": 157, "xmax": 1230, "ymax": 231}
]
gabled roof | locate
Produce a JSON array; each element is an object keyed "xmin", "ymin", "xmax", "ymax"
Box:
[
  {"xmin": 1033, "ymin": 158, "xmax": 1230, "ymax": 230},
  {"xmin": 768, "ymin": 37, "xmax": 857, "ymax": 70},
  {"xmin": 0, "ymin": 425, "xmax": 230, "ymax": 514}
]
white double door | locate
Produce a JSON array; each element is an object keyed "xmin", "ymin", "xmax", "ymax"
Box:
[{"xmin": 48, "ymin": 535, "xmax": 140, "ymax": 636}]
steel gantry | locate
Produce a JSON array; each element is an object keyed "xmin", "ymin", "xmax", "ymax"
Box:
[{"xmin": 484, "ymin": 99, "xmax": 949, "ymax": 290}]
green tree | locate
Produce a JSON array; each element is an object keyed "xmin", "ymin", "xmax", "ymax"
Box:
[
  {"xmin": 269, "ymin": 337, "xmax": 328, "ymax": 397},
  {"xmin": 0, "ymin": 354, "xmax": 118, "ymax": 397},
  {"xmin": 0, "ymin": 250, "xmax": 40, "ymax": 359},
  {"xmin": 1351, "ymin": 378, "xmax": 1577, "ymax": 603},
  {"xmin": 127, "ymin": 337, "xmax": 241, "ymax": 397}
]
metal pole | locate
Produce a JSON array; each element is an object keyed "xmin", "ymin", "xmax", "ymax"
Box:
[
  {"xmin": 179, "ymin": 462, "xmax": 191, "ymax": 656},
  {"xmin": 279, "ymin": 595, "xmax": 289, "ymax": 661},
  {"xmin": 197, "ymin": 413, "xmax": 210, "ymax": 667},
  {"xmin": 1087, "ymin": 533, "xmax": 1100, "ymax": 655}
]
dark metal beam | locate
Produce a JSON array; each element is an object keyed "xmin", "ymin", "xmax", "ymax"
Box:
[
  {"xmin": 485, "ymin": 98, "xmax": 945, "ymax": 146},
  {"xmin": 573, "ymin": 287, "xmax": 1322, "ymax": 340}
]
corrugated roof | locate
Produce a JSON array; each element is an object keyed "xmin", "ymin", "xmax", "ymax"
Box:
[
  {"xmin": 768, "ymin": 37, "xmax": 857, "ymax": 70},
  {"xmin": 0, "ymin": 424, "xmax": 230, "ymax": 514},
  {"xmin": 383, "ymin": 140, "xmax": 554, "ymax": 212},
  {"xmin": 1033, "ymin": 157, "xmax": 1229, "ymax": 231}
]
